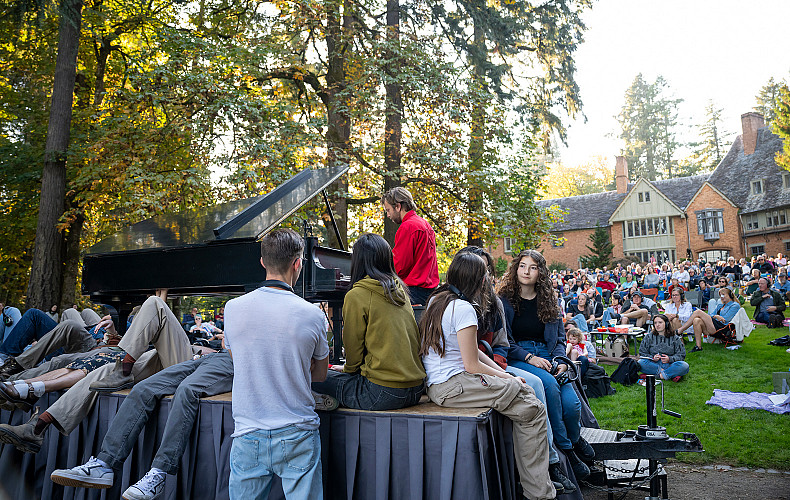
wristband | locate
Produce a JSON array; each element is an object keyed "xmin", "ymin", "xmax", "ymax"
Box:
[{"xmin": 526, "ymin": 353, "xmax": 534, "ymax": 363}]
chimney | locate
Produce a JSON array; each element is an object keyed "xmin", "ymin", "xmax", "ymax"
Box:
[
  {"xmin": 615, "ymin": 156, "xmax": 628, "ymax": 194},
  {"xmin": 741, "ymin": 112, "xmax": 765, "ymax": 156}
]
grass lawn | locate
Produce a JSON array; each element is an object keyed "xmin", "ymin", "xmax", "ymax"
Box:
[{"xmin": 587, "ymin": 304, "xmax": 790, "ymax": 469}]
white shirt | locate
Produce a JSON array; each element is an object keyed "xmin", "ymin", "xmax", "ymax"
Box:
[
  {"xmin": 664, "ymin": 301, "xmax": 693, "ymax": 323},
  {"xmin": 224, "ymin": 287, "xmax": 329, "ymax": 435},
  {"xmin": 672, "ymin": 270, "xmax": 690, "ymax": 283},
  {"xmin": 422, "ymin": 299, "xmax": 478, "ymax": 387}
]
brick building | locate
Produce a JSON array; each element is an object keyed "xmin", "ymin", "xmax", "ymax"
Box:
[{"xmin": 488, "ymin": 112, "xmax": 789, "ymax": 268}]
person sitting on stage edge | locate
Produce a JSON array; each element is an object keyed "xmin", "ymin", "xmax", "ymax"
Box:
[
  {"xmin": 0, "ymin": 293, "xmax": 207, "ymax": 454},
  {"xmin": 50, "ymin": 350, "xmax": 233, "ymax": 500},
  {"xmin": 498, "ymin": 250, "xmax": 595, "ymax": 482},
  {"xmin": 223, "ymin": 228, "xmax": 329, "ymax": 499},
  {"xmin": 637, "ymin": 314, "xmax": 689, "ymax": 382},
  {"xmin": 381, "ymin": 187, "xmax": 440, "ymax": 305},
  {"xmin": 312, "ymin": 233, "xmax": 425, "ymax": 411},
  {"xmin": 455, "ymin": 246, "xmax": 576, "ymax": 495},
  {"xmin": 0, "ymin": 316, "xmax": 123, "ymax": 412},
  {"xmin": 419, "ymin": 252, "xmax": 558, "ymax": 500},
  {"xmin": 0, "ymin": 301, "xmax": 21, "ymax": 345}
]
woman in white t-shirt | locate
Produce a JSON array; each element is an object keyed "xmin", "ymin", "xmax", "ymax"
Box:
[
  {"xmin": 663, "ymin": 288, "xmax": 693, "ymax": 333},
  {"xmin": 419, "ymin": 253, "xmax": 557, "ymax": 500}
]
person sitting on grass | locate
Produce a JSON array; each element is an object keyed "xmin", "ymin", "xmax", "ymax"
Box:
[
  {"xmin": 677, "ymin": 287, "xmax": 741, "ymax": 352},
  {"xmin": 750, "ymin": 276, "xmax": 786, "ymax": 325},
  {"xmin": 771, "ymin": 269, "xmax": 790, "ymax": 303},
  {"xmin": 663, "ymin": 288, "xmax": 693, "ymax": 333},
  {"xmin": 619, "ymin": 291, "xmax": 650, "ymax": 327},
  {"xmin": 311, "ymin": 233, "xmax": 426, "ymax": 411},
  {"xmin": 637, "ymin": 314, "xmax": 688, "ymax": 382},
  {"xmin": 744, "ymin": 268, "xmax": 762, "ymax": 295}
]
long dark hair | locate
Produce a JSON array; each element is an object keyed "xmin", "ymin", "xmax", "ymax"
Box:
[
  {"xmin": 652, "ymin": 313, "xmax": 676, "ymax": 338},
  {"xmin": 498, "ymin": 250, "xmax": 559, "ymax": 323},
  {"xmin": 419, "ymin": 253, "xmax": 488, "ymax": 357},
  {"xmin": 457, "ymin": 246, "xmax": 499, "ymax": 333},
  {"xmin": 350, "ymin": 233, "xmax": 407, "ymax": 306}
]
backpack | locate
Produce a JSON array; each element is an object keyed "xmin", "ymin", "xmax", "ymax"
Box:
[
  {"xmin": 610, "ymin": 357, "xmax": 640, "ymax": 386},
  {"xmin": 582, "ymin": 363, "xmax": 616, "ymax": 398},
  {"xmin": 603, "ymin": 336, "xmax": 629, "ymax": 357}
]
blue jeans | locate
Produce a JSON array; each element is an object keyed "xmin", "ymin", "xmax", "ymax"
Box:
[
  {"xmin": 755, "ymin": 311, "xmax": 777, "ymax": 324},
  {"xmin": 98, "ymin": 353, "xmax": 234, "ymax": 474},
  {"xmin": 312, "ymin": 371, "xmax": 424, "ymax": 411},
  {"xmin": 509, "ymin": 340, "xmax": 582, "ymax": 450},
  {"xmin": 229, "ymin": 426, "xmax": 322, "ymax": 500},
  {"xmin": 0, "ymin": 306, "xmax": 21, "ymax": 344},
  {"xmin": 0, "ymin": 308, "xmax": 56, "ymax": 357},
  {"xmin": 637, "ymin": 359, "xmax": 690, "ymax": 379},
  {"xmin": 506, "ymin": 365, "xmax": 559, "ymax": 464}
]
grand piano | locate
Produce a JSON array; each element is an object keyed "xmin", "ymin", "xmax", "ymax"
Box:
[{"xmin": 82, "ymin": 165, "xmax": 351, "ymax": 362}]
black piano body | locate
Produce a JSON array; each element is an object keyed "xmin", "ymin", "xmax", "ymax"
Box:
[{"xmin": 82, "ymin": 166, "xmax": 351, "ymax": 362}]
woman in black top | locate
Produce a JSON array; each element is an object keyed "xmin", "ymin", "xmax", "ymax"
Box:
[{"xmin": 499, "ymin": 250, "xmax": 594, "ymax": 479}]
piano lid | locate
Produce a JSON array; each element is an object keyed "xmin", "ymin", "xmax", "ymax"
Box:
[{"xmin": 87, "ymin": 165, "xmax": 349, "ymax": 255}]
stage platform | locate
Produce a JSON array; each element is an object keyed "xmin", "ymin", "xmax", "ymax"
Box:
[{"xmin": 0, "ymin": 391, "xmax": 583, "ymax": 500}]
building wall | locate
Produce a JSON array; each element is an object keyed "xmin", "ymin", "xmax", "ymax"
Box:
[
  {"xmin": 685, "ymin": 184, "xmax": 742, "ymax": 261},
  {"xmin": 743, "ymin": 229, "xmax": 790, "ymax": 257},
  {"xmin": 611, "ymin": 221, "xmax": 624, "ymax": 259},
  {"xmin": 537, "ymin": 228, "xmax": 598, "ymax": 269}
]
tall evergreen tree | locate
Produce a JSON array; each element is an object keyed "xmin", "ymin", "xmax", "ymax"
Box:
[
  {"xmin": 755, "ymin": 77, "xmax": 785, "ymax": 127},
  {"xmin": 616, "ymin": 74, "xmax": 683, "ymax": 181},
  {"xmin": 581, "ymin": 224, "xmax": 613, "ymax": 269},
  {"xmin": 682, "ymin": 101, "xmax": 730, "ymax": 175}
]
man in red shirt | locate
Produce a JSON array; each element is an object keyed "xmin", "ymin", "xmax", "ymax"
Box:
[{"xmin": 381, "ymin": 187, "xmax": 440, "ymax": 305}]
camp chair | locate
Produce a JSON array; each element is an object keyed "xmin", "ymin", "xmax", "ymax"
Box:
[{"xmin": 641, "ymin": 288, "xmax": 658, "ymax": 302}]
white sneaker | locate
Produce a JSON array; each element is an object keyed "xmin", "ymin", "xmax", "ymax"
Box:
[
  {"xmin": 123, "ymin": 469, "xmax": 166, "ymax": 500},
  {"xmin": 50, "ymin": 456, "xmax": 114, "ymax": 488},
  {"xmin": 313, "ymin": 391, "xmax": 339, "ymax": 411}
]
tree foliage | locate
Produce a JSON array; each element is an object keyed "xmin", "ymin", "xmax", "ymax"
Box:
[
  {"xmin": 755, "ymin": 77, "xmax": 785, "ymax": 127},
  {"xmin": 773, "ymin": 83, "xmax": 790, "ymax": 171},
  {"xmin": 580, "ymin": 224, "xmax": 613, "ymax": 269},
  {"xmin": 680, "ymin": 100, "xmax": 731, "ymax": 176},
  {"xmin": 616, "ymin": 73, "xmax": 683, "ymax": 181},
  {"xmin": 540, "ymin": 155, "xmax": 613, "ymax": 199},
  {"xmin": 1, "ymin": 0, "xmax": 591, "ymax": 304}
]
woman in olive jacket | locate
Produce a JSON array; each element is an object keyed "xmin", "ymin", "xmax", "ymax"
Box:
[{"xmin": 312, "ymin": 233, "xmax": 425, "ymax": 410}]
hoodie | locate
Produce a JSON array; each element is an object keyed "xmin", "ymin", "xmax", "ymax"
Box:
[{"xmin": 342, "ymin": 277, "xmax": 426, "ymax": 388}]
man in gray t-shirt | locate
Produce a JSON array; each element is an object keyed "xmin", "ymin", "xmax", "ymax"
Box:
[{"xmin": 224, "ymin": 229, "xmax": 329, "ymax": 499}]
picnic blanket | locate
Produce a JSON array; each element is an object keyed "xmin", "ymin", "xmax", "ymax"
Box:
[
  {"xmin": 750, "ymin": 318, "xmax": 790, "ymax": 326},
  {"xmin": 706, "ymin": 389, "xmax": 790, "ymax": 414}
]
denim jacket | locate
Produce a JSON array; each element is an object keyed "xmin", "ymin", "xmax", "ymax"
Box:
[{"xmin": 498, "ymin": 296, "xmax": 567, "ymax": 364}]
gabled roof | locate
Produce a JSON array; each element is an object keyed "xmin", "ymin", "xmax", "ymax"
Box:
[
  {"xmin": 609, "ymin": 177, "xmax": 685, "ymax": 223},
  {"xmin": 537, "ymin": 190, "xmax": 626, "ymax": 231},
  {"xmin": 650, "ymin": 174, "xmax": 710, "ymax": 210},
  {"xmin": 707, "ymin": 127, "xmax": 787, "ymax": 214},
  {"xmin": 538, "ymin": 174, "xmax": 709, "ymax": 232}
]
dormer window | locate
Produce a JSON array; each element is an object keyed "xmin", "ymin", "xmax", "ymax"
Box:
[
  {"xmin": 751, "ymin": 180, "xmax": 764, "ymax": 195},
  {"xmin": 783, "ymin": 173, "xmax": 790, "ymax": 191}
]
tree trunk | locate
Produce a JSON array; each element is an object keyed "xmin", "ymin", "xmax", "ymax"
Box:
[
  {"xmin": 27, "ymin": 0, "xmax": 84, "ymax": 309},
  {"xmin": 324, "ymin": 0, "xmax": 350, "ymax": 248},
  {"xmin": 466, "ymin": 18, "xmax": 485, "ymax": 248},
  {"xmin": 59, "ymin": 211, "xmax": 84, "ymax": 309},
  {"xmin": 383, "ymin": 0, "xmax": 402, "ymax": 246}
]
